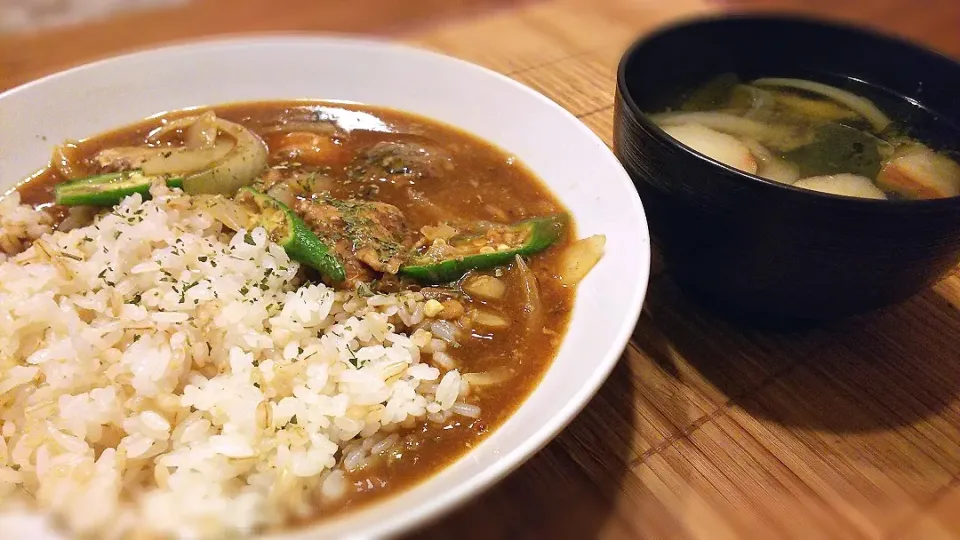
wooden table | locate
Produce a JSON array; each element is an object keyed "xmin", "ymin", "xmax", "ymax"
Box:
[{"xmin": 3, "ymin": 1, "xmax": 960, "ymax": 538}]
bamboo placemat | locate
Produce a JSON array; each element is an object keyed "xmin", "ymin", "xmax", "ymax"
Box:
[{"xmin": 400, "ymin": 1, "xmax": 960, "ymax": 538}]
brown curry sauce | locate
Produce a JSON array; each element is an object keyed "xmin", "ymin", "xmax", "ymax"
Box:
[{"xmin": 14, "ymin": 101, "xmax": 575, "ymax": 521}]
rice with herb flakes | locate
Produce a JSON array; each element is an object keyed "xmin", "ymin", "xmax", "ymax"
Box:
[{"xmin": 0, "ymin": 184, "xmax": 469, "ymax": 538}]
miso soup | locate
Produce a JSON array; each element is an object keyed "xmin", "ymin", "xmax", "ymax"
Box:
[{"xmin": 649, "ymin": 73, "xmax": 960, "ymax": 200}]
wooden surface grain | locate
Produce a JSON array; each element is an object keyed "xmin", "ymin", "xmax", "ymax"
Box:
[{"xmin": 3, "ymin": 0, "xmax": 960, "ymax": 538}]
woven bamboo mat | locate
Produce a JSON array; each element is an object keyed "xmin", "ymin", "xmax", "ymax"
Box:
[{"xmin": 401, "ymin": 1, "xmax": 960, "ymax": 538}]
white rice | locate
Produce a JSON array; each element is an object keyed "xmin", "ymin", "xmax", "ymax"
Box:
[{"xmin": 0, "ymin": 184, "xmax": 472, "ymax": 538}]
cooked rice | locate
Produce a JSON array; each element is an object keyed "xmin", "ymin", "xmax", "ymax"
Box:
[
  {"xmin": 0, "ymin": 192, "xmax": 53, "ymax": 258},
  {"xmin": 0, "ymin": 184, "xmax": 469, "ymax": 538}
]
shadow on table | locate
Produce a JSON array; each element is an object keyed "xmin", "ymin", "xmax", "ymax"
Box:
[
  {"xmin": 639, "ymin": 273, "xmax": 960, "ymax": 434},
  {"xmin": 405, "ymin": 357, "xmax": 640, "ymax": 539}
]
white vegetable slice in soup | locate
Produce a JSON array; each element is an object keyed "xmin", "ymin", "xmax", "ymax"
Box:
[
  {"xmin": 793, "ymin": 173, "xmax": 887, "ymax": 200},
  {"xmin": 741, "ymin": 139, "xmax": 800, "ymax": 184},
  {"xmin": 877, "ymin": 144, "xmax": 960, "ymax": 199},
  {"xmin": 662, "ymin": 123, "xmax": 758, "ymax": 174}
]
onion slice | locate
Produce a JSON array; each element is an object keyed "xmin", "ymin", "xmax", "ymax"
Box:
[
  {"xmin": 147, "ymin": 111, "xmax": 219, "ymax": 148},
  {"xmin": 742, "ymin": 139, "xmax": 800, "ymax": 184},
  {"xmin": 733, "ymin": 84, "xmax": 775, "ymax": 120},
  {"xmin": 514, "ymin": 255, "xmax": 543, "ymax": 336},
  {"xmin": 558, "ymin": 235, "xmax": 606, "ymax": 286},
  {"xmin": 50, "ymin": 142, "xmax": 90, "ymax": 180},
  {"xmin": 185, "ymin": 111, "xmax": 219, "ymax": 149},
  {"xmin": 93, "ymin": 140, "xmax": 233, "ymax": 176},
  {"xmin": 193, "ymin": 194, "xmax": 252, "ymax": 231},
  {"xmin": 462, "ymin": 368, "xmax": 514, "ymax": 386},
  {"xmin": 266, "ymin": 182, "xmax": 297, "ymax": 207},
  {"xmin": 650, "ymin": 111, "xmax": 807, "ymax": 151},
  {"xmin": 751, "ymin": 77, "xmax": 891, "ymax": 132},
  {"xmin": 471, "ymin": 310, "xmax": 509, "ymax": 328},
  {"xmin": 95, "ymin": 115, "xmax": 268, "ymax": 196},
  {"xmin": 462, "ymin": 274, "xmax": 506, "ymax": 300},
  {"xmin": 182, "ymin": 118, "xmax": 268, "ymax": 196}
]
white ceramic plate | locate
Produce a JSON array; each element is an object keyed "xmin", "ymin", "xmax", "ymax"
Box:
[{"xmin": 0, "ymin": 36, "xmax": 650, "ymax": 539}]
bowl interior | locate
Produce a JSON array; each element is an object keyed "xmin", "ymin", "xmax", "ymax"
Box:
[{"xmin": 0, "ymin": 36, "xmax": 650, "ymax": 539}]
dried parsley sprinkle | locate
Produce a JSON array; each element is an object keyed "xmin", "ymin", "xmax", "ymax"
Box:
[
  {"xmin": 346, "ymin": 346, "xmax": 359, "ymax": 368},
  {"xmin": 243, "ymin": 233, "xmax": 256, "ymax": 246}
]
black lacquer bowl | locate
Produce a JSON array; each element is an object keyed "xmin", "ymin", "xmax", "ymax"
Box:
[{"xmin": 614, "ymin": 14, "xmax": 960, "ymax": 324}]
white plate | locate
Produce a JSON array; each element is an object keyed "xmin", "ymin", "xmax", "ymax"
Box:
[{"xmin": 0, "ymin": 36, "xmax": 650, "ymax": 539}]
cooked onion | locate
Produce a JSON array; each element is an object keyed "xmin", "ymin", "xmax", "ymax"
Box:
[
  {"xmin": 514, "ymin": 255, "xmax": 543, "ymax": 334},
  {"xmin": 431, "ymin": 351, "xmax": 456, "ymax": 370},
  {"xmin": 193, "ymin": 195, "xmax": 252, "ymax": 231},
  {"xmin": 770, "ymin": 91, "xmax": 857, "ymax": 122},
  {"xmin": 651, "ymin": 111, "xmax": 808, "ymax": 151},
  {"xmin": 471, "ymin": 310, "xmax": 509, "ymax": 328},
  {"xmin": 450, "ymin": 402, "xmax": 481, "ymax": 418},
  {"xmin": 182, "ymin": 118, "xmax": 269, "ymax": 196},
  {"xmin": 266, "ymin": 182, "xmax": 297, "ymax": 207},
  {"xmin": 752, "ymin": 77, "xmax": 891, "ymax": 132},
  {"xmin": 462, "ymin": 368, "xmax": 514, "ymax": 386},
  {"xmin": 735, "ymin": 84, "xmax": 775, "ymax": 119},
  {"xmin": 56, "ymin": 206, "xmax": 99, "ymax": 232},
  {"xmin": 653, "ymin": 111, "xmax": 782, "ymax": 140},
  {"xmin": 742, "ymin": 139, "xmax": 800, "ymax": 184},
  {"xmin": 96, "ymin": 116, "xmax": 267, "ymax": 196},
  {"xmin": 421, "ymin": 224, "xmax": 458, "ymax": 241},
  {"xmin": 430, "ymin": 320, "xmax": 459, "ymax": 344},
  {"xmin": 51, "ymin": 142, "xmax": 89, "ymax": 180},
  {"xmin": 134, "ymin": 139, "xmax": 235, "ymax": 175},
  {"xmin": 462, "ymin": 274, "xmax": 506, "ymax": 299},
  {"xmin": 185, "ymin": 111, "xmax": 219, "ymax": 149},
  {"xmin": 558, "ymin": 235, "xmax": 606, "ymax": 286},
  {"xmin": 147, "ymin": 111, "xmax": 218, "ymax": 149}
]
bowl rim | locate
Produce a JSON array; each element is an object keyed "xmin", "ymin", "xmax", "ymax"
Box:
[
  {"xmin": 615, "ymin": 13, "xmax": 960, "ymax": 210},
  {"xmin": 0, "ymin": 34, "xmax": 651, "ymax": 540}
]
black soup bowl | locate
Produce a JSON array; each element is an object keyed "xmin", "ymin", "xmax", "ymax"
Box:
[{"xmin": 614, "ymin": 15, "xmax": 960, "ymax": 324}]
